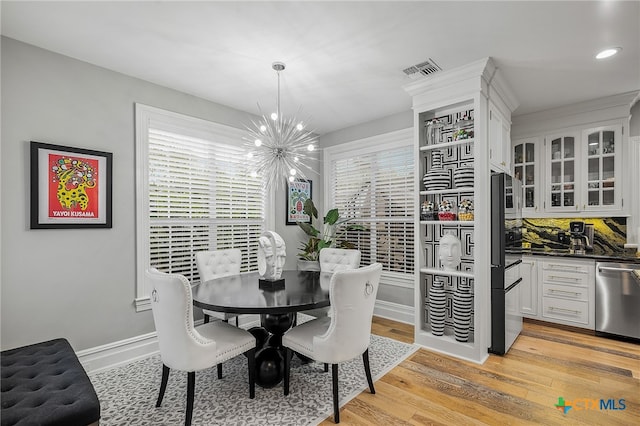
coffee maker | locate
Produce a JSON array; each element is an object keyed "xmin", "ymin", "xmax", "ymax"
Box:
[{"xmin": 568, "ymin": 221, "xmax": 593, "ymax": 254}]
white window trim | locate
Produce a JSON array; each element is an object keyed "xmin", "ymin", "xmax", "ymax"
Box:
[
  {"xmin": 134, "ymin": 104, "xmax": 274, "ymax": 311},
  {"xmin": 323, "ymin": 128, "xmax": 414, "ymax": 288}
]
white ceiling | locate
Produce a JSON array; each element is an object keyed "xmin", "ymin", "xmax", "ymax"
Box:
[{"xmin": 2, "ymin": 1, "xmax": 638, "ymax": 134}]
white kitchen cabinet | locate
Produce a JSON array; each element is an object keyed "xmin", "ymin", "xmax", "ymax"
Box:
[
  {"xmin": 489, "ymin": 103, "xmax": 512, "ymax": 173},
  {"xmin": 544, "ymin": 124, "xmax": 623, "ymax": 213},
  {"xmin": 511, "ymin": 92, "xmax": 634, "ymax": 218},
  {"xmin": 513, "ymin": 137, "xmax": 541, "ymax": 214},
  {"xmin": 581, "ymin": 124, "xmax": 623, "ymax": 211},
  {"xmin": 545, "ymin": 131, "xmax": 580, "ymax": 212},
  {"xmin": 519, "ymin": 256, "xmax": 538, "ymax": 318},
  {"xmin": 539, "ymin": 258, "xmax": 595, "ymax": 329}
]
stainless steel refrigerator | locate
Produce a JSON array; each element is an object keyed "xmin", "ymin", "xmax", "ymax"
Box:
[{"xmin": 489, "ymin": 172, "xmax": 523, "ymax": 355}]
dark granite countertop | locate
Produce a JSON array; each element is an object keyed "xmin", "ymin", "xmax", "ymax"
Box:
[{"xmin": 522, "ymin": 249, "xmax": 640, "ymax": 264}]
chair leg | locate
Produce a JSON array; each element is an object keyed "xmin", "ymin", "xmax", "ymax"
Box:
[
  {"xmin": 332, "ymin": 363, "xmax": 340, "ymax": 423},
  {"xmin": 156, "ymin": 364, "xmax": 170, "ymax": 407},
  {"xmin": 185, "ymin": 371, "xmax": 195, "ymax": 426},
  {"xmin": 324, "ymin": 363, "xmax": 329, "ymax": 373},
  {"xmin": 217, "ymin": 363, "xmax": 222, "ymax": 379},
  {"xmin": 247, "ymin": 348, "xmax": 256, "ymax": 399},
  {"xmin": 235, "ymin": 316, "xmax": 239, "ymax": 326},
  {"xmin": 203, "ymin": 314, "xmax": 210, "ymax": 324},
  {"xmin": 283, "ymin": 347, "xmax": 291, "ymax": 396},
  {"xmin": 363, "ymin": 349, "xmax": 375, "ymax": 394}
]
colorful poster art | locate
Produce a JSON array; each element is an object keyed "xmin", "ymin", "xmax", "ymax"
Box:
[
  {"xmin": 286, "ymin": 179, "xmax": 312, "ymax": 225},
  {"xmin": 31, "ymin": 141, "xmax": 112, "ymax": 229},
  {"xmin": 48, "ymin": 154, "xmax": 99, "ymax": 219}
]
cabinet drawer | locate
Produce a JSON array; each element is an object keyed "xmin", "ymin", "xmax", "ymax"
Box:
[
  {"xmin": 542, "ymin": 260, "xmax": 592, "ymax": 275},
  {"xmin": 542, "ymin": 270, "xmax": 588, "ymax": 287},
  {"xmin": 541, "ymin": 297, "xmax": 589, "ymax": 325},
  {"xmin": 542, "ymin": 283, "xmax": 589, "ymax": 301}
]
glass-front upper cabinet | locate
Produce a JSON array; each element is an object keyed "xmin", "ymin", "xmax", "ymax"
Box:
[
  {"xmin": 513, "ymin": 137, "xmax": 540, "ymax": 213},
  {"xmin": 582, "ymin": 124, "xmax": 622, "ymax": 211},
  {"xmin": 546, "ymin": 132, "xmax": 578, "ymax": 212},
  {"xmin": 543, "ymin": 124, "xmax": 622, "ymax": 214}
]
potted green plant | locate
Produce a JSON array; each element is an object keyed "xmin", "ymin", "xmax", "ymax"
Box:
[{"xmin": 296, "ymin": 198, "xmax": 365, "ymax": 270}]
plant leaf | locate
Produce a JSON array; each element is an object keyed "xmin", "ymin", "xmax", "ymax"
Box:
[
  {"xmin": 302, "ymin": 198, "xmax": 318, "ymax": 219},
  {"xmin": 318, "ymin": 240, "xmax": 332, "ymax": 251},
  {"xmin": 338, "ymin": 240, "xmax": 356, "ymax": 249},
  {"xmin": 298, "ymin": 222, "xmax": 319, "ymax": 237},
  {"xmin": 324, "ymin": 208, "xmax": 340, "ymax": 225}
]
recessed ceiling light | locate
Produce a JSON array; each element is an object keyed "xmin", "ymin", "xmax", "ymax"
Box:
[{"xmin": 596, "ymin": 47, "xmax": 622, "ymax": 59}]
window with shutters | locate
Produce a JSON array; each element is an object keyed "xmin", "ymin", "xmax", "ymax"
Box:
[
  {"xmin": 134, "ymin": 104, "xmax": 267, "ymax": 311},
  {"xmin": 325, "ymin": 129, "xmax": 414, "ymax": 283}
]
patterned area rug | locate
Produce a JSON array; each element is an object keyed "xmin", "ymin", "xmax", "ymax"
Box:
[{"xmin": 90, "ymin": 323, "xmax": 417, "ymax": 426}]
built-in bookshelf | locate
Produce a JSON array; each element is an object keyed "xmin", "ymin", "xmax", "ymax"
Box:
[{"xmin": 403, "ymin": 57, "xmax": 518, "ymax": 363}]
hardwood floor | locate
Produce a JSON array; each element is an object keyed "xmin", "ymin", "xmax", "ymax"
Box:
[{"xmin": 320, "ymin": 317, "xmax": 639, "ymax": 425}]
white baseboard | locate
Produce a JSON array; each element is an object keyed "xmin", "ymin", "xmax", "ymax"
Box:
[
  {"xmin": 80, "ymin": 305, "xmax": 413, "ymax": 375},
  {"xmin": 373, "ymin": 300, "xmax": 414, "ymax": 325},
  {"xmin": 79, "ymin": 315, "xmax": 261, "ymax": 374},
  {"xmin": 78, "ymin": 331, "xmax": 159, "ymax": 375}
]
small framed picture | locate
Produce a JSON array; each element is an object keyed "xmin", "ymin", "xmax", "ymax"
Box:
[
  {"xmin": 30, "ymin": 141, "xmax": 113, "ymax": 229},
  {"xmin": 286, "ymin": 179, "xmax": 312, "ymax": 225}
]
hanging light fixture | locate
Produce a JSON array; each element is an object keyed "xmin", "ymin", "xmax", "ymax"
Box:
[{"xmin": 244, "ymin": 62, "xmax": 317, "ymax": 189}]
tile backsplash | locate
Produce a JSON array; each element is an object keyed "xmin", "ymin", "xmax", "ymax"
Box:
[{"xmin": 522, "ymin": 217, "xmax": 627, "ymax": 255}]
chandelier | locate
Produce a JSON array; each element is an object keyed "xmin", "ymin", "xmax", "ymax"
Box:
[{"xmin": 244, "ymin": 62, "xmax": 317, "ymax": 189}]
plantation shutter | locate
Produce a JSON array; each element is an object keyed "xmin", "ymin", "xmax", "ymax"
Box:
[
  {"xmin": 147, "ymin": 123, "xmax": 265, "ymax": 283},
  {"xmin": 330, "ymin": 144, "xmax": 414, "ymax": 274}
]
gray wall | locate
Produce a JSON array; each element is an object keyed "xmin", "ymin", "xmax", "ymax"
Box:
[
  {"xmin": 320, "ymin": 110, "xmax": 413, "ymax": 148},
  {"xmin": 0, "ymin": 37, "xmax": 293, "ymax": 351},
  {"xmin": 274, "ymin": 151, "xmax": 322, "ymax": 272},
  {"xmin": 0, "ymin": 37, "xmax": 411, "ymax": 353}
]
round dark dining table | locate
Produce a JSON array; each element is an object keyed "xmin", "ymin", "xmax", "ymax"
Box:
[
  {"xmin": 191, "ymin": 269, "xmax": 331, "ymax": 388},
  {"xmin": 192, "ymin": 269, "xmax": 331, "ymax": 315}
]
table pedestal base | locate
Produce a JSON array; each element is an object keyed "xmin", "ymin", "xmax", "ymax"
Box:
[{"xmin": 248, "ymin": 312, "xmax": 296, "ymax": 388}]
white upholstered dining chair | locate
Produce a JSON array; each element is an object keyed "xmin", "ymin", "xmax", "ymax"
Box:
[
  {"xmin": 147, "ymin": 268, "xmax": 256, "ymax": 426},
  {"xmin": 282, "ymin": 263, "xmax": 382, "ymax": 424},
  {"xmin": 196, "ymin": 248, "xmax": 242, "ymax": 325},
  {"xmin": 319, "ymin": 248, "xmax": 361, "ymax": 272},
  {"xmin": 303, "ymin": 248, "xmax": 361, "ymax": 318}
]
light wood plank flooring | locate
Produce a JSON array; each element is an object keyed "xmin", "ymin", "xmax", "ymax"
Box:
[{"xmin": 320, "ymin": 317, "xmax": 639, "ymax": 425}]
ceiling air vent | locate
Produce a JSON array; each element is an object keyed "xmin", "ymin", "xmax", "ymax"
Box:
[{"xmin": 403, "ymin": 58, "xmax": 442, "ymax": 79}]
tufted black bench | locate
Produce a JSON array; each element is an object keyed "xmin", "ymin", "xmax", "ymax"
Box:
[{"xmin": 1, "ymin": 338, "xmax": 100, "ymax": 426}]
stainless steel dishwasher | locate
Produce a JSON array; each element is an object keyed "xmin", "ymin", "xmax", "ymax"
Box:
[{"xmin": 595, "ymin": 262, "xmax": 640, "ymax": 340}]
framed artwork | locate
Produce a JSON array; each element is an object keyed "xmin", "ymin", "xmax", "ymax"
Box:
[
  {"xmin": 286, "ymin": 179, "xmax": 312, "ymax": 225},
  {"xmin": 30, "ymin": 141, "xmax": 113, "ymax": 229}
]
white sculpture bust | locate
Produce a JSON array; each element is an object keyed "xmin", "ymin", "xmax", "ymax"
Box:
[
  {"xmin": 439, "ymin": 233, "xmax": 462, "ymax": 271},
  {"xmin": 257, "ymin": 231, "xmax": 286, "ymax": 280}
]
